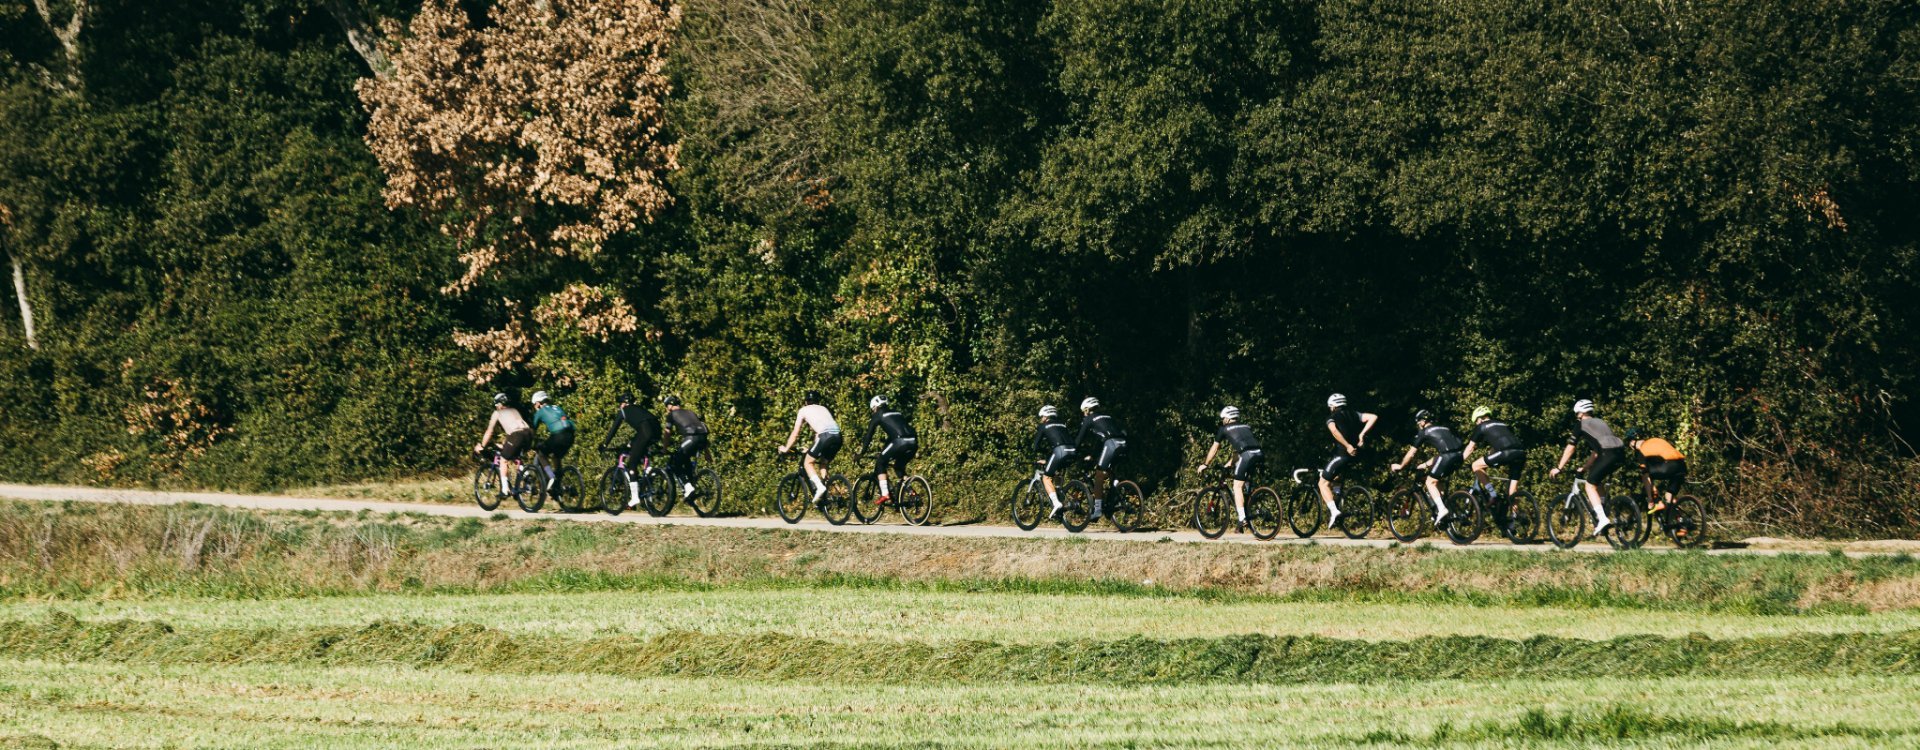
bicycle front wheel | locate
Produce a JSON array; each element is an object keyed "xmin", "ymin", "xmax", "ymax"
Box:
[
  {"xmin": 1664, "ymin": 495, "xmax": 1708, "ymax": 548},
  {"xmin": 1059, "ymin": 480, "xmax": 1092, "ymax": 533},
  {"xmin": 774, "ymin": 474, "xmax": 807, "ymax": 524},
  {"xmin": 1337, "ymin": 485, "xmax": 1376, "ymax": 539},
  {"xmin": 473, "ymin": 467, "xmax": 501, "ymax": 511},
  {"xmin": 1502, "ymin": 491, "xmax": 1539, "ymax": 544},
  {"xmin": 899, "ymin": 475, "xmax": 934, "ymax": 526},
  {"xmin": 1107, "ymin": 480, "xmax": 1146, "ymax": 532},
  {"xmin": 851, "ymin": 477, "xmax": 883, "ymax": 525},
  {"xmin": 557, "ymin": 466, "xmax": 585, "ymax": 512},
  {"xmin": 1603, "ymin": 495, "xmax": 1644, "ymax": 550},
  {"xmin": 690, "ymin": 468, "xmax": 723, "ymax": 517},
  {"xmin": 1442, "ymin": 490, "xmax": 1483, "ymax": 545},
  {"xmin": 1011, "ymin": 477, "xmax": 1046, "ymax": 531},
  {"xmin": 1546, "ymin": 494, "xmax": 1587, "ymax": 549},
  {"xmin": 1194, "ymin": 487, "xmax": 1231, "ymax": 539},
  {"xmin": 1386, "ymin": 488, "xmax": 1429, "ymax": 542},
  {"xmin": 513, "ymin": 466, "xmax": 545, "ymax": 513},
  {"xmin": 1247, "ymin": 486, "xmax": 1283, "ymax": 540},
  {"xmin": 1287, "ymin": 489, "xmax": 1326, "ymax": 539},
  {"xmin": 599, "ymin": 467, "xmax": 629, "ymax": 515},
  {"xmin": 818, "ymin": 474, "xmax": 854, "ymax": 525}
]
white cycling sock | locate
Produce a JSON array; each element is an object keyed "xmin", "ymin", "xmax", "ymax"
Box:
[
  {"xmin": 811, "ymin": 475, "xmax": 827, "ymax": 494},
  {"xmin": 628, "ymin": 481, "xmax": 640, "ymax": 504},
  {"xmin": 682, "ymin": 482, "xmax": 695, "ymax": 498},
  {"xmin": 1237, "ymin": 507, "xmax": 1247, "ymax": 522},
  {"xmin": 879, "ymin": 476, "xmax": 891, "ymax": 496}
]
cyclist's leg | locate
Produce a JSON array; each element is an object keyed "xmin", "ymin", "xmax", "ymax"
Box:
[
  {"xmin": 1232, "ymin": 450, "xmax": 1261, "ymax": 522},
  {"xmin": 1318, "ymin": 455, "xmax": 1348, "ymax": 508},
  {"xmin": 1471, "ymin": 456, "xmax": 1492, "ymax": 493},
  {"xmin": 1042, "ymin": 446, "xmax": 1072, "ymax": 509},
  {"xmin": 873, "ymin": 446, "xmax": 894, "ymax": 498}
]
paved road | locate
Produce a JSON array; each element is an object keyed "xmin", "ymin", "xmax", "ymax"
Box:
[{"xmin": 0, "ymin": 482, "xmax": 1899, "ymax": 556}]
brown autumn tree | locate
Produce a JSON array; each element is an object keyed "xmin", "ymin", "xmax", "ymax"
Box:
[{"xmin": 358, "ymin": 0, "xmax": 680, "ymax": 382}]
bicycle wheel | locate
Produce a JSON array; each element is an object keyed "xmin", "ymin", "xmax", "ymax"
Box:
[
  {"xmin": 1059, "ymin": 480, "xmax": 1092, "ymax": 533},
  {"xmin": 557, "ymin": 466, "xmax": 585, "ymax": 512},
  {"xmin": 472, "ymin": 466, "xmax": 502, "ymax": 511},
  {"xmin": 690, "ymin": 468, "xmax": 723, "ymax": 517},
  {"xmin": 1442, "ymin": 490, "xmax": 1483, "ymax": 545},
  {"xmin": 636, "ymin": 468, "xmax": 672, "ymax": 518},
  {"xmin": 1546, "ymin": 494, "xmax": 1587, "ymax": 549},
  {"xmin": 1287, "ymin": 488, "xmax": 1326, "ymax": 539},
  {"xmin": 1501, "ymin": 491, "xmax": 1539, "ymax": 544},
  {"xmin": 819, "ymin": 474, "xmax": 853, "ymax": 525},
  {"xmin": 1247, "ymin": 486, "xmax": 1283, "ymax": 541},
  {"xmin": 1620, "ymin": 493, "xmax": 1655, "ymax": 549},
  {"xmin": 1664, "ymin": 495, "xmax": 1708, "ymax": 548},
  {"xmin": 1011, "ymin": 477, "xmax": 1046, "ymax": 530},
  {"xmin": 1107, "ymin": 480, "xmax": 1146, "ymax": 532},
  {"xmin": 1337, "ymin": 485, "xmax": 1376, "ymax": 539},
  {"xmin": 851, "ymin": 476, "xmax": 883, "ymax": 525},
  {"xmin": 1386, "ymin": 488, "xmax": 1430, "ymax": 542},
  {"xmin": 599, "ymin": 467, "xmax": 629, "ymax": 515},
  {"xmin": 1193, "ymin": 487, "xmax": 1231, "ymax": 539},
  {"xmin": 513, "ymin": 465, "xmax": 545, "ymax": 513},
  {"xmin": 898, "ymin": 475, "xmax": 934, "ymax": 526},
  {"xmin": 1603, "ymin": 495, "xmax": 1644, "ymax": 550},
  {"xmin": 774, "ymin": 474, "xmax": 807, "ymax": 524}
]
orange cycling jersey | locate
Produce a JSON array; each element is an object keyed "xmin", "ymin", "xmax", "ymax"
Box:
[{"xmin": 1636, "ymin": 437, "xmax": 1685, "ymax": 461}]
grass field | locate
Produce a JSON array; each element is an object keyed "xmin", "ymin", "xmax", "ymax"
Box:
[{"xmin": 5, "ymin": 500, "xmax": 1920, "ymax": 747}]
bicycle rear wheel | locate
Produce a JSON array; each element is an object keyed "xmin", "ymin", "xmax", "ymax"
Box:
[
  {"xmin": 1664, "ymin": 495, "xmax": 1708, "ymax": 548},
  {"xmin": 1287, "ymin": 489, "xmax": 1326, "ymax": 539},
  {"xmin": 556, "ymin": 466, "xmax": 585, "ymax": 512},
  {"xmin": 1107, "ymin": 480, "xmax": 1146, "ymax": 532},
  {"xmin": 1603, "ymin": 495, "xmax": 1644, "ymax": 550},
  {"xmin": 1337, "ymin": 485, "xmax": 1376, "ymax": 539},
  {"xmin": 851, "ymin": 476, "xmax": 882, "ymax": 525},
  {"xmin": 1011, "ymin": 477, "xmax": 1046, "ymax": 530},
  {"xmin": 774, "ymin": 474, "xmax": 807, "ymax": 524},
  {"xmin": 1247, "ymin": 486, "xmax": 1283, "ymax": 540},
  {"xmin": 690, "ymin": 468, "xmax": 723, "ymax": 517},
  {"xmin": 898, "ymin": 475, "xmax": 934, "ymax": 526},
  {"xmin": 818, "ymin": 474, "xmax": 853, "ymax": 525},
  {"xmin": 1386, "ymin": 488, "xmax": 1429, "ymax": 542},
  {"xmin": 1546, "ymin": 494, "xmax": 1587, "ymax": 549},
  {"xmin": 1059, "ymin": 480, "xmax": 1092, "ymax": 533},
  {"xmin": 1194, "ymin": 487, "xmax": 1231, "ymax": 539},
  {"xmin": 1501, "ymin": 491, "xmax": 1538, "ymax": 544},
  {"xmin": 638, "ymin": 468, "xmax": 673, "ymax": 518},
  {"xmin": 513, "ymin": 465, "xmax": 545, "ymax": 513},
  {"xmin": 473, "ymin": 467, "xmax": 502, "ymax": 511},
  {"xmin": 1442, "ymin": 490, "xmax": 1483, "ymax": 545},
  {"xmin": 599, "ymin": 467, "xmax": 628, "ymax": 515}
]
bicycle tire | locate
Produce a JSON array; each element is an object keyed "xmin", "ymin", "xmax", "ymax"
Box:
[
  {"xmin": 774, "ymin": 474, "xmax": 807, "ymax": 524},
  {"xmin": 1337, "ymin": 485, "xmax": 1376, "ymax": 539},
  {"xmin": 557, "ymin": 466, "xmax": 585, "ymax": 513},
  {"xmin": 690, "ymin": 468, "xmax": 723, "ymax": 517},
  {"xmin": 1664, "ymin": 495, "xmax": 1708, "ymax": 548},
  {"xmin": 899, "ymin": 475, "xmax": 934, "ymax": 526},
  {"xmin": 819, "ymin": 474, "xmax": 853, "ymax": 525},
  {"xmin": 1386, "ymin": 488, "xmax": 1430, "ymax": 542},
  {"xmin": 473, "ymin": 466, "xmax": 502, "ymax": 511},
  {"xmin": 1059, "ymin": 480, "xmax": 1093, "ymax": 533},
  {"xmin": 1501, "ymin": 491, "xmax": 1538, "ymax": 544},
  {"xmin": 1287, "ymin": 488, "xmax": 1326, "ymax": 539},
  {"xmin": 1011, "ymin": 477, "xmax": 1046, "ymax": 530},
  {"xmin": 1194, "ymin": 487, "xmax": 1231, "ymax": 539},
  {"xmin": 1247, "ymin": 486, "xmax": 1283, "ymax": 540},
  {"xmin": 851, "ymin": 476, "xmax": 883, "ymax": 525},
  {"xmin": 1546, "ymin": 493, "xmax": 1587, "ymax": 549},
  {"xmin": 599, "ymin": 467, "xmax": 628, "ymax": 515},
  {"xmin": 513, "ymin": 465, "xmax": 545, "ymax": 513},
  {"xmin": 1620, "ymin": 493, "xmax": 1655, "ymax": 549},
  {"xmin": 1108, "ymin": 480, "xmax": 1146, "ymax": 532},
  {"xmin": 1442, "ymin": 490, "xmax": 1483, "ymax": 545},
  {"xmin": 636, "ymin": 468, "xmax": 672, "ymax": 518},
  {"xmin": 1603, "ymin": 495, "xmax": 1644, "ymax": 550}
]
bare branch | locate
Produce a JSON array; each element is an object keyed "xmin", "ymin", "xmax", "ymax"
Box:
[
  {"xmin": 322, "ymin": 0, "xmax": 394, "ymax": 78},
  {"xmin": 29, "ymin": 0, "xmax": 88, "ymax": 91}
]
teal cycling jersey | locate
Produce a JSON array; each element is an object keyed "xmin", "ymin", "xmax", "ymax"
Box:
[{"xmin": 533, "ymin": 404, "xmax": 574, "ymax": 434}]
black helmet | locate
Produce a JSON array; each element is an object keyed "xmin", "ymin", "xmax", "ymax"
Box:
[
  {"xmin": 1623, "ymin": 427, "xmax": 1642, "ymax": 441},
  {"xmin": 803, "ymin": 390, "xmax": 823, "ymax": 405},
  {"xmin": 663, "ymin": 395, "xmax": 682, "ymax": 407},
  {"xmin": 1414, "ymin": 408, "xmax": 1434, "ymax": 423},
  {"xmin": 616, "ymin": 392, "xmax": 634, "ymax": 405}
]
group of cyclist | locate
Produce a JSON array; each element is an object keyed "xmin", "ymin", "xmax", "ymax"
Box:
[{"xmin": 475, "ymin": 387, "xmax": 1690, "ymax": 541}]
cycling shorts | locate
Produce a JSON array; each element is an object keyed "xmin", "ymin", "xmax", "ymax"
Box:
[
  {"xmin": 1427, "ymin": 451, "xmax": 1464, "ymax": 480},
  {"xmin": 876, "ymin": 437, "xmax": 918, "ymax": 476},
  {"xmin": 500, "ymin": 429, "xmax": 533, "ymax": 461},
  {"xmin": 1482, "ymin": 448, "xmax": 1527, "ymax": 481},
  {"xmin": 1233, "ymin": 449, "xmax": 1265, "ymax": 481},
  {"xmin": 541, "ymin": 428, "xmax": 576, "ymax": 462},
  {"xmin": 1096, "ymin": 438, "xmax": 1128, "ymax": 471},
  {"xmin": 808, "ymin": 430, "xmax": 843, "ymax": 462},
  {"xmin": 1323, "ymin": 452, "xmax": 1359, "ymax": 481},
  {"xmin": 1584, "ymin": 447, "xmax": 1625, "ymax": 485},
  {"xmin": 671, "ymin": 435, "xmax": 708, "ymax": 474},
  {"xmin": 626, "ymin": 434, "xmax": 660, "ymax": 462},
  {"xmin": 1647, "ymin": 458, "xmax": 1687, "ymax": 496}
]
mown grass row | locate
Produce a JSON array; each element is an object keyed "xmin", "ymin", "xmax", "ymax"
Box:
[
  {"xmin": 1354, "ymin": 704, "xmax": 1908, "ymax": 746},
  {"xmin": 5, "ymin": 499, "xmax": 1920, "ymax": 614},
  {"xmin": 10, "ymin": 612, "xmax": 1920, "ymax": 686}
]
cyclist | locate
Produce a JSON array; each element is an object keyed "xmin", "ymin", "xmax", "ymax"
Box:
[
  {"xmin": 1389, "ymin": 409, "xmax": 1464, "ymax": 526},
  {"xmin": 1197, "ymin": 406, "xmax": 1262, "ymax": 533},
  {"xmin": 1462, "ymin": 406, "xmax": 1526, "ymax": 499},
  {"xmin": 600, "ymin": 393, "xmax": 661, "ymax": 508},
  {"xmin": 1034, "ymin": 405, "xmax": 1076, "ymax": 519},
  {"xmin": 1624, "ymin": 428, "xmax": 1687, "ymax": 510},
  {"xmin": 474, "ymin": 393, "xmax": 532, "ymax": 495},
  {"xmin": 859, "ymin": 395, "xmax": 918, "ymax": 506},
  {"xmin": 1550, "ymin": 399, "xmax": 1622, "ymax": 536},
  {"xmin": 664, "ymin": 396, "xmax": 710, "ymax": 501},
  {"xmin": 778, "ymin": 390, "xmax": 842, "ymax": 506},
  {"xmin": 1075, "ymin": 396, "xmax": 1127, "ymax": 521},
  {"xmin": 528, "ymin": 391, "xmax": 577, "ymax": 490},
  {"xmin": 1316, "ymin": 393, "xmax": 1378, "ymax": 526}
]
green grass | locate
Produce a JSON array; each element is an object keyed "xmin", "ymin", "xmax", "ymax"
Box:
[
  {"xmin": 5, "ymin": 661, "xmax": 1919, "ymax": 748},
  {"xmin": 9, "ymin": 587, "xmax": 1920, "ymax": 644}
]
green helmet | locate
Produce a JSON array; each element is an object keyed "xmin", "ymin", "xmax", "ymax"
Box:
[{"xmin": 1471, "ymin": 406, "xmax": 1493, "ymax": 421}]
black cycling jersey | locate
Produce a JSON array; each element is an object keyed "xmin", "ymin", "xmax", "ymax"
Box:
[
  {"xmin": 666, "ymin": 408, "xmax": 708, "ymax": 436},
  {"xmin": 605, "ymin": 404, "xmax": 661, "ymax": 448},
  {"xmin": 1075, "ymin": 414, "xmax": 1127, "ymax": 446},
  {"xmin": 1328, "ymin": 408, "xmax": 1365, "ymax": 452},
  {"xmin": 1035, "ymin": 421, "xmax": 1074, "ymax": 453},
  {"xmin": 1413, "ymin": 424, "xmax": 1464, "ymax": 454},
  {"xmin": 1469, "ymin": 420, "xmax": 1522, "ymax": 452},
  {"xmin": 1216, "ymin": 423, "xmax": 1261, "ymax": 452},
  {"xmin": 861, "ymin": 410, "xmax": 917, "ymax": 451},
  {"xmin": 1567, "ymin": 417, "xmax": 1625, "ymax": 453}
]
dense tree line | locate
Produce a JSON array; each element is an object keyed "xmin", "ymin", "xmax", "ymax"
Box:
[{"xmin": 1, "ymin": 0, "xmax": 1914, "ymax": 536}]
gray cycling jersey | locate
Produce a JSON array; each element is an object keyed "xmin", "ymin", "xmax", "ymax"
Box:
[{"xmin": 1568, "ymin": 416, "xmax": 1625, "ymax": 452}]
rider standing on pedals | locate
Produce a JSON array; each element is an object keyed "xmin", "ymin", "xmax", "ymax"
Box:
[
  {"xmin": 1033, "ymin": 405, "xmax": 1076, "ymax": 520},
  {"xmin": 1197, "ymin": 406, "xmax": 1263, "ymax": 533},
  {"xmin": 664, "ymin": 396, "xmax": 710, "ymax": 501},
  {"xmin": 1390, "ymin": 409, "xmax": 1466, "ymax": 526},
  {"xmin": 859, "ymin": 395, "xmax": 918, "ymax": 506},
  {"xmin": 779, "ymin": 391, "xmax": 843, "ymax": 507},
  {"xmin": 1551, "ymin": 399, "xmax": 1624, "ymax": 536},
  {"xmin": 1074, "ymin": 397, "xmax": 1127, "ymax": 522},
  {"xmin": 1316, "ymin": 393, "xmax": 1379, "ymax": 528},
  {"xmin": 601, "ymin": 392, "xmax": 661, "ymax": 509}
]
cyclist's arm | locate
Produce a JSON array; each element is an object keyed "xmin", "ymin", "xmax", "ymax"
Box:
[
  {"xmin": 1199, "ymin": 441, "xmax": 1220, "ymax": 469},
  {"xmin": 1075, "ymin": 420, "xmax": 1091, "ymax": 448},
  {"xmin": 860, "ymin": 416, "xmax": 879, "ymax": 454},
  {"xmin": 782, "ymin": 412, "xmax": 805, "ymax": 452},
  {"xmin": 477, "ymin": 416, "xmax": 497, "ymax": 449},
  {"xmin": 1328, "ymin": 421, "xmax": 1355, "ymax": 453},
  {"xmin": 1552, "ymin": 443, "xmax": 1576, "ymax": 473},
  {"xmin": 1357, "ymin": 412, "xmax": 1379, "ymax": 445},
  {"xmin": 1392, "ymin": 445, "xmax": 1418, "ymax": 471},
  {"xmin": 1460, "ymin": 440, "xmax": 1478, "ymax": 460}
]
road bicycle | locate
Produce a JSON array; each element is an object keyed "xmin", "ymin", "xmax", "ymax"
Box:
[
  {"xmin": 771, "ymin": 449, "xmax": 853, "ymax": 525},
  {"xmin": 1188, "ymin": 465, "xmax": 1283, "ymax": 540},
  {"xmin": 1379, "ymin": 465, "xmax": 1483, "ymax": 545},
  {"xmin": 1465, "ymin": 476, "xmax": 1540, "ymax": 545},
  {"xmin": 597, "ymin": 446, "xmax": 723, "ymax": 518},
  {"xmin": 1619, "ymin": 466, "xmax": 1708, "ymax": 549},
  {"xmin": 851, "ymin": 454, "xmax": 935, "ymax": 526},
  {"xmin": 1285, "ymin": 467, "xmax": 1377, "ymax": 539},
  {"xmin": 1544, "ymin": 474, "xmax": 1641, "ymax": 550},
  {"xmin": 1009, "ymin": 455, "xmax": 1153, "ymax": 534},
  {"xmin": 509, "ymin": 447, "xmax": 585, "ymax": 514},
  {"xmin": 469, "ymin": 447, "xmax": 533, "ymax": 512}
]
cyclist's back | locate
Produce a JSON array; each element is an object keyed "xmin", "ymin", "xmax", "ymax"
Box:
[
  {"xmin": 1076, "ymin": 397, "xmax": 1128, "ymax": 472},
  {"xmin": 604, "ymin": 396, "xmax": 662, "ymax": 458}
]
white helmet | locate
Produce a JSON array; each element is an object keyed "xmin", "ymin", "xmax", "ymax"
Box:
[
  {"xmin": 870, "ymin": 395, "xmax": 889, "ymax": 410},
  {"xmin": 1327, "ymin": 393, "xmax": 1347, "ymax": 408},
  {"xmin": 1574, "ymin": 399, "xmax": 1595, "ymax": 415},
  {"xmin": 1039, "ymin": 405, "xmax": 1059, "ymax": 419},
  {"xmin": 531, "ymin": 390, "xmax": 550, "ymax": 404},
  {"xmin": 1219, "ymin": 406, "xmax": 1241, "ymax": 421},
  {"xmin": 1080, "ymin": 397, "xmax": 1100, "ymax": 412}
]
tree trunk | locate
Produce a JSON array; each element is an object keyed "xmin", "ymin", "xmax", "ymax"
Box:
[
  {"xmin": 322, "ymin": 0, "xmax": 394, "ymax": 78},
  {"xmin": 12, "ymin": 255, "xmax": 37, "ymax": 350},
  {"xmin": 29, "ymin": 0, "xmax": 88, "ymax": 92}
]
